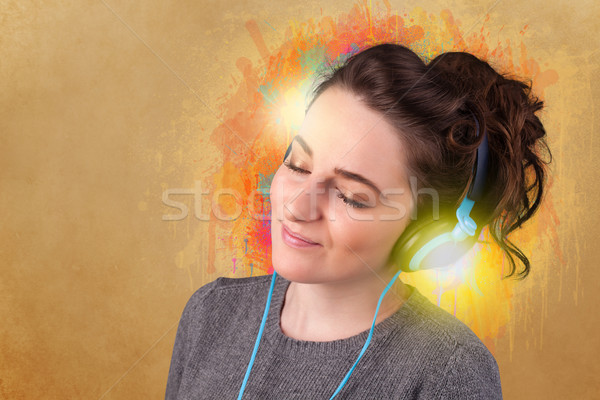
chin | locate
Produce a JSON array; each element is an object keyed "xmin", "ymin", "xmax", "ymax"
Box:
[
  {"xmin": 270, "ymin": 244, "xmax": 320, "ymax": 284},
  {"xmin": 271, "ymin": 250, "xmax": 306, "ymax": 282},
  {"xmin": 271, "ymin": 224, "xmax": 315, "ymax": 283}
]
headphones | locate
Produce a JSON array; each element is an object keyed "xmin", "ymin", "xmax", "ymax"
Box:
[
  {"xmin": 236, "ymin": 114, "xmax": 489, "ymax": 399},
  {"xmin": 390, "ymin": 113, "xmax": 490, "ymax": 272}
]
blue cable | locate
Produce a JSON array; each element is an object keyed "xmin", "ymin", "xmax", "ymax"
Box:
[
  {"xmin": 327, "ymin": 268, "xmax": 403, "ymax": 399},
  {"xmin": 236, "ymin": 268, "xmax": 403, "ymax": 399},
  {"xmin": 236, "ymin": 270, "xmax": 278, "ymax": 400}
]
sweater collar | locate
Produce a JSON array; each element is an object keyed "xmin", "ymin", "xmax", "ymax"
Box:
[{"xmin": 264, "ymin": 273, "xmax": 423, "ymax": 359}]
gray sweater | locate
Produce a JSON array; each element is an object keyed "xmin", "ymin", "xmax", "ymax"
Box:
[{"xmin": 165, "ymin": 273, "xmax": 502, "ymax": 399}]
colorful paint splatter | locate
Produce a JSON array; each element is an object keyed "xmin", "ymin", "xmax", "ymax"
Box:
[{"xmin": 198, "ymin": 2, "xmax": 560, "ymax": 353}]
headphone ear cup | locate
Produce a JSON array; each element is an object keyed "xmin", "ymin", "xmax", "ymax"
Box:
[{"xmin": 390, "ymin": 210, "xmax": 479, "ymax": 272}]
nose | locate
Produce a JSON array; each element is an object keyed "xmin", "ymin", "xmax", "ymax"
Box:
[{"xmin": 281, "ymin": 177, "xmax": 328, "ymax": 222}]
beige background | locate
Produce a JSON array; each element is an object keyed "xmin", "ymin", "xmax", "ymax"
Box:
[{"xmin": 1, "ymin": 0, "xmax": 599, "ymax": 398}]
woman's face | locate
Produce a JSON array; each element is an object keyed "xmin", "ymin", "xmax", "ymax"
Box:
[{"xmin": 269, "ymin": 86, "xmax": 415, "ymax": 285}]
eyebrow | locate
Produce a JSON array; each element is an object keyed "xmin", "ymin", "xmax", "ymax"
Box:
[
  {"xmin": 292, "ymin": 135, "xmax": 313, "ymax": 157},
  {"xmin": 291, "ymin": 135, "xmax": 382, "ymax": 195}
]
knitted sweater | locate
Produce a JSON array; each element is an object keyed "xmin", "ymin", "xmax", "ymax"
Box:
[{"xmin": 165, "ymin": 273, "xmax": 502, "ymax": 399}]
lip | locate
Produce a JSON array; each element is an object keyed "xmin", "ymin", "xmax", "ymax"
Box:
[{"xmin": 281, "ymin": 224, "xmax": 322, "ymax": 248}]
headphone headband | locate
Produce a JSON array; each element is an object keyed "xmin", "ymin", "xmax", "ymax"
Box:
[{"xmin": 466, "ymin": 113, "xmax": 489, "ymax": 202}]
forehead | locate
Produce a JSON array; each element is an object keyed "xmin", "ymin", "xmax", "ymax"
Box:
[{"xmin": 297, "ymin": 87, "xmax": 410, "ymax": 188}]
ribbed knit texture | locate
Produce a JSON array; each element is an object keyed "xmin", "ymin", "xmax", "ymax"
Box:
[{"xmin": 165, "ymin": 273, "xmax": 502, "ymax": 399}]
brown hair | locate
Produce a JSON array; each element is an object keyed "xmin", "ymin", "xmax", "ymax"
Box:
[{"xmin": 307, "ymin": 43, "xmax": 552, "ymax": 279}]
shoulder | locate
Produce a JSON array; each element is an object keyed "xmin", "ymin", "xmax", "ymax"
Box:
[
  {"xmin": 435, "ymin": 339, "xmax": 503, "ymax": 399},
  {"xmin": 185, "ymin": 273, "xmax": 272, "ymax": 300},
  {"xmin": 210, "ymin": 273, "xmax": 274, "ymax": 292},
  {"xmin": 402, "ymin": 287, "xmax": 491, "ymax": 350},
  {"xmin": 398, "ymin": 287, "xmax": 502, "ymax": 398},
  {"xmin": 180, "ymin": 274, "xmax": 274, "ymax": 319}
]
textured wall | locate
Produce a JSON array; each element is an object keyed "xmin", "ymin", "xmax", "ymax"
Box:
[{"xmin": 1, "ymin": 0, "xmax": 598, "ymax": 399}]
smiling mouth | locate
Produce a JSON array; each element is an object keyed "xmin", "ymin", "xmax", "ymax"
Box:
[{"xmin": 281, "ymin": 224, "xmax": 322, "ymax": 248}]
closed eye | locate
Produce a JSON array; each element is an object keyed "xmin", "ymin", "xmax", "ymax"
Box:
[
  {"xmin": 336, "ymin": 191, "xmax": 369, "ymax": 209},
  {"xmin": 283, "ymin": 161, "xmax": 370, "ymax": 209},
  {"xmin": 283, "ymin": 160, "xmax": 309, "ymax": 175}
]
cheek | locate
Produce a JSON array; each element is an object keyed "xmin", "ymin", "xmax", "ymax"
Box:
[
  {"xmin": 269, "ymin": 167, "xmax": 285, "ymax": 211},
  {"xmin": 269, "ymin": 167, "xmax": 300, "ymax": 224},
  {"xmin": 332, "ymin": 217, "xmax": 404, "ymax": 261},
  {"xmin": 269, "ymin": 169, "xmax": 280, "ymax": 204}
]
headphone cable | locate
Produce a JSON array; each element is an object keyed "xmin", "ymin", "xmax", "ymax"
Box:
[{"xmin": 237, "ymin": 268, "xmax": 403, "ymax": 399}]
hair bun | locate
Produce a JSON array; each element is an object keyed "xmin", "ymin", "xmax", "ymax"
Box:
[{"xmin": 429, "ymin": 51, "xmax": 552, "ymax": 278}]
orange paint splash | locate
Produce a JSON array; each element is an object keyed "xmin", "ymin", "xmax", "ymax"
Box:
[{"xmin": 191, "ymin": 1, "xmax": 560, "ymax": 351}]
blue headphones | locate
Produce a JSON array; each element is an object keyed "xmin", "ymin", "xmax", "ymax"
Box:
[{"xmin": 236, "ymin": 114, "xmax": 489, "ymax": 398}]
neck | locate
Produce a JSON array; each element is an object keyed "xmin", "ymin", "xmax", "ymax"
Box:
[{"xmin": 279, "ymin": 271, "xmax": 409, "ymax": 342}]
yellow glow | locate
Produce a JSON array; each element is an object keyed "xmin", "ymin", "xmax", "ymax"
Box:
[{"xmin": 280, "ymin": 87, "xmax": 306, "ymax": 131}]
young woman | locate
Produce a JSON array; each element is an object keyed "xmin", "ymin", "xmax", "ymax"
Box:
[{"xmin": 165, "ymin": 43, "xmax": 550, "ymax": 399}]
